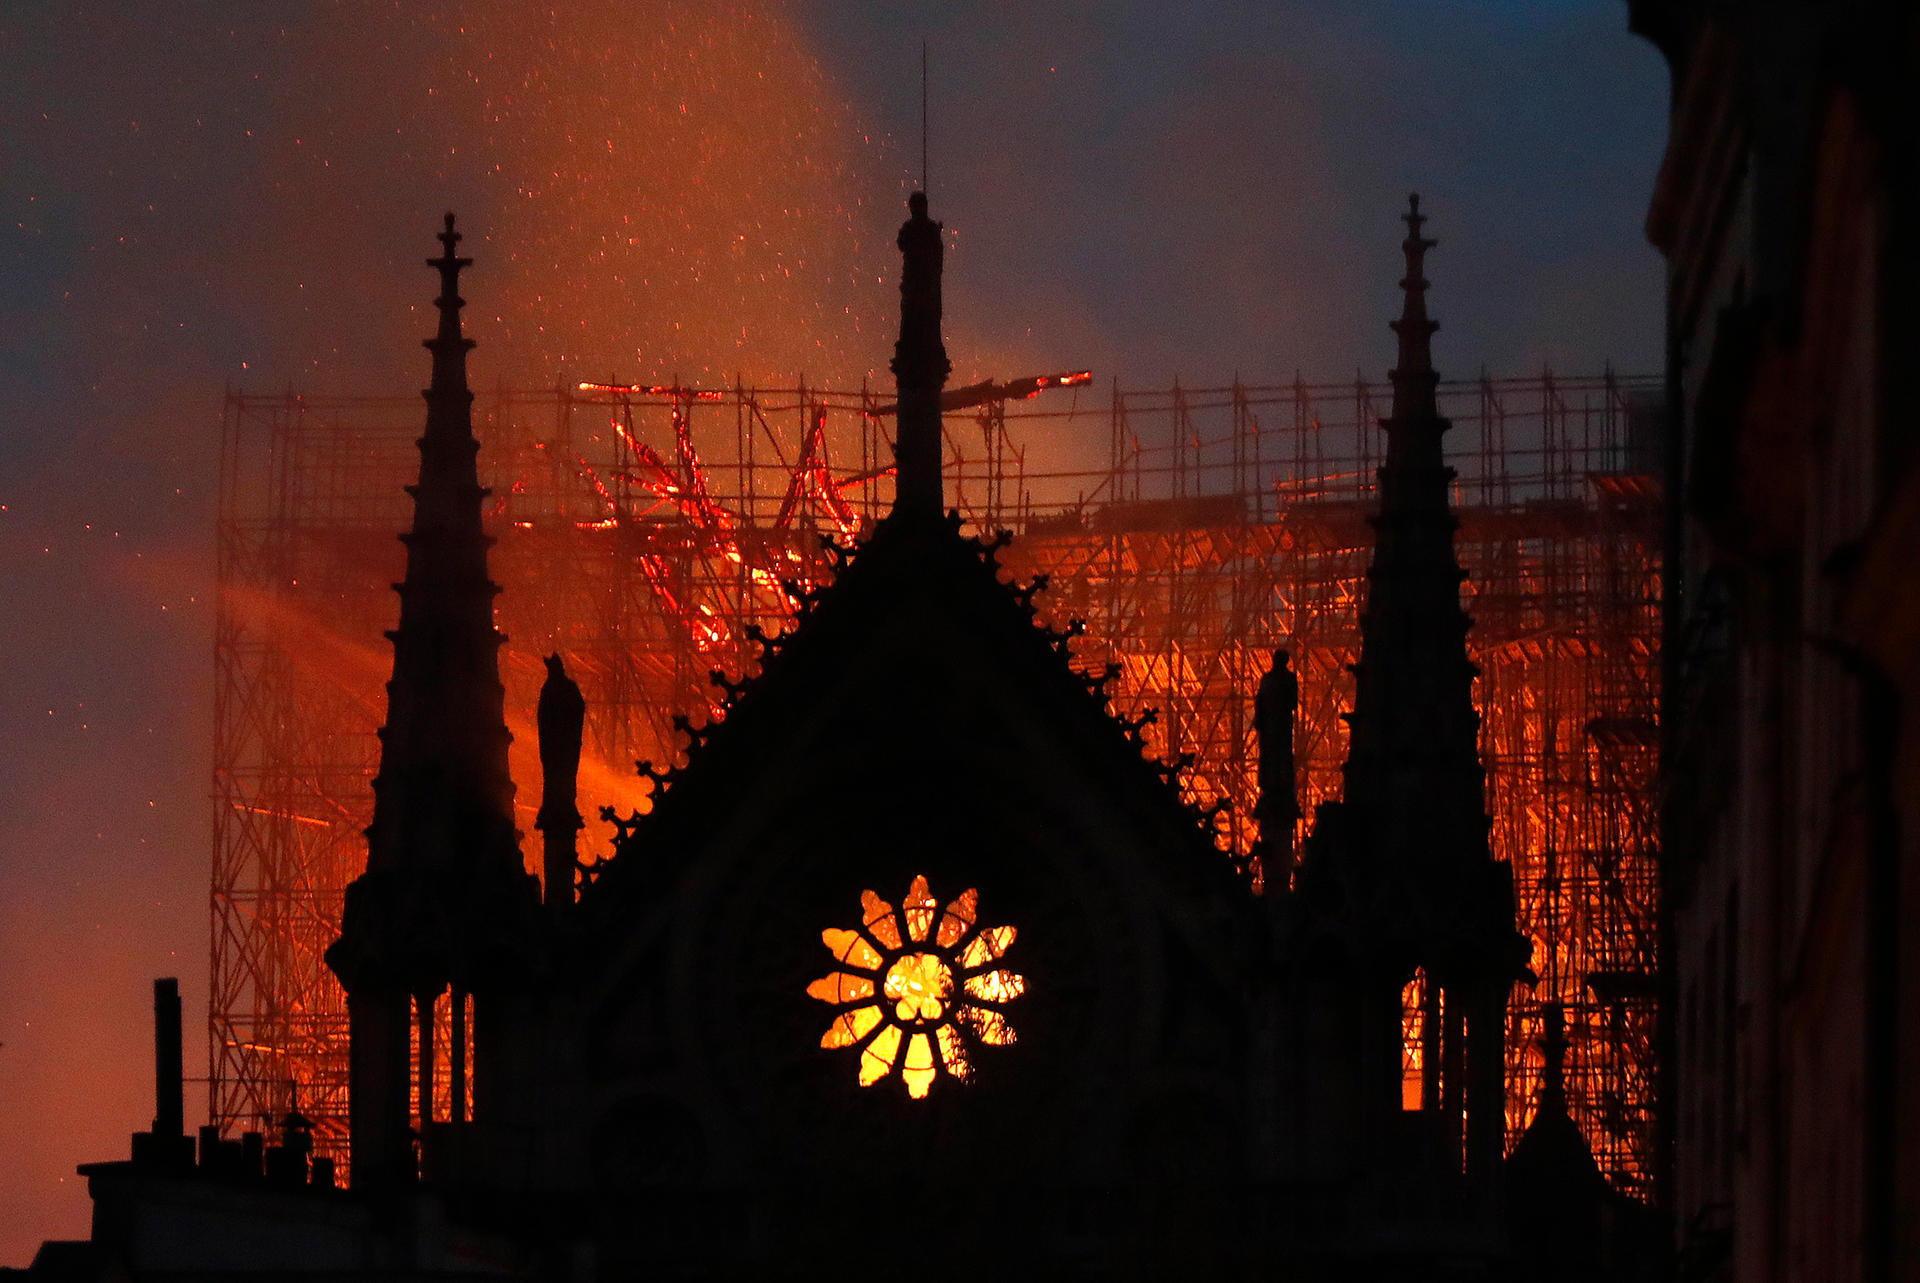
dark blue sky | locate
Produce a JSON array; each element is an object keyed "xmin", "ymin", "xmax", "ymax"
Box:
[
  {"xmin": 0, "ymin": 0, "xmax": 1668, "ymax": 1259},
  {"xmin": 797, "ymin": 0, "xmax": 1668, "ymax": 380}
]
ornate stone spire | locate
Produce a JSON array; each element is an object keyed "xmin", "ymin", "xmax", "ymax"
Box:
[
  {"xmin": 1282, "ymin": 198, "xmax": 1529, "ymax": 1191},
  {"xmin": 1338, "ymin": 193, "xmax": 1488, "ymax": 886},
  {"xmin": 327, "ymin": 215, "xmax": 533, "ymax": 1186},
  {"xmin": 1388, "ymin": 193, "xmax": 1440, "ymax": 425},
  {"xmin": 363, "ymin": 211, "xmax": 518, "ymax": 888},
  {"xmin": 889, "ymin": 191, "xmax": 951, "ymax": 517},
  {"xmin": 426, "ymin": 213, "xmax": 476, "ymax": 405}
]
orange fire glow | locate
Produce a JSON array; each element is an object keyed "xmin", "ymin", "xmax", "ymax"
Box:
[{"xmin": 216, "ymin": 372, "xmax": 1659, "ymax": 1199}]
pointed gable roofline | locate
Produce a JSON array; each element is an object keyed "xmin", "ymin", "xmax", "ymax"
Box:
[
  {"xmin": 579, "ymin": 190, "xmax": 1238, "ymax": 914},
  {"xmin": 580, "ymin": 509, "xmax": 1238, "ymax": 908}
]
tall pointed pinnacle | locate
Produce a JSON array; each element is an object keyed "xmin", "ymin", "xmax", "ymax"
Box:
[
  {"xmin": 327, "ymin": 214, "xmax": 531, "ymax": 1188},
  {"xmin": 1388, "ymin": 192, "xmax": 1440, "ymax": 427},
  {"xmin": 1282, "ymin": 197, "xmax": 1528, "ymax": 1197},
  {"xmin": 1336, "ymin": 193, "xmax": 1496, "ymax": 892},
  {"xmin": 426, "ymin": 212, "xmax": 476, "ymax": 401},
  {"xmin": 889, "ymin": 190, "xmax": 951, "ymax": 518},
  {"xmin": 354, "ymin": 211, "xmax": 517, "ymax": 889}
]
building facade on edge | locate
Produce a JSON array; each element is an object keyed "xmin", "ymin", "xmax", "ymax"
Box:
[{"xmin": 1629, "ymin": 3, "xmax": 1920, "ymax": 1282}]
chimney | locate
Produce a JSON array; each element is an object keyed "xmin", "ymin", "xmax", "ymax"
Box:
[
  {"xmin": 153, "ymin": 978, "xmax": 184, "ymax": 1139},
  {"xmin": 241, "ymin": 1131, "xmax": 266, "ymax": 1180},
  {"xmin": 130, "ymin": 978, "xmax": 193, "ymax": 1169}
]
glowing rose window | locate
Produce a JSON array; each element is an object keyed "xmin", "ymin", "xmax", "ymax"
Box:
[{"xmin": 807, "ymin": 875, "xmax": 1023, "ymax": 1098}]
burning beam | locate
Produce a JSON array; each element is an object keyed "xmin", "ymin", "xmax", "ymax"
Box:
[{"xmin": 867, "ymin": 369, "xmax": 1092, "ymax": 417}]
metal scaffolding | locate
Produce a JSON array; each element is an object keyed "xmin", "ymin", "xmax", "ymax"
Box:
[{"xmin": 212, "ymin": 369, "xmax": 1661, "ymax": 1197}]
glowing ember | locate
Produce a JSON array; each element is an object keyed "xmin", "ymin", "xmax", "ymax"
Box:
[{"xmin": 411, "ymin": 4, "xmax": 881, "ymax": 386}]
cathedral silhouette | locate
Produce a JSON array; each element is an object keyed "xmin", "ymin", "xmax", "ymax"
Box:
[{"xmin": 23, "ymin": 196, "xmax": 1662, "ymax": 1281}]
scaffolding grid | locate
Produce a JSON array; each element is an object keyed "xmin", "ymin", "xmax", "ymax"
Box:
[{"xmin": 212, "ymin": 370, "xmax": 1661, "ymax": 1198}]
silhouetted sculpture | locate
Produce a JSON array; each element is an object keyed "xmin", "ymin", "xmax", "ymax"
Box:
[
  {"xmin": 889, "ymin": 190, "xmax": 951, "ymax": 516},
  {"xmin": 1253, "ymin": 646, "xmax": 1300, "ymax": 878},
  {"xmin": 535, "ymin": 653, "xmax": 586, "ymax": 909}
]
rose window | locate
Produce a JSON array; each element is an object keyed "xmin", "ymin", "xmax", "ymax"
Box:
[{"xmin": 806, "ymin": 875, "xmax": 1024, "ymax": 1098}]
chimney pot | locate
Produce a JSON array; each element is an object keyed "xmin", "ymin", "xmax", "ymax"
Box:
[
  {"xmin": 198, "ymin": 1124, "xmax": 220, "ymax": 1170},
  {"xmin": 241, "ymin": 1131, "xmax": 265, "ymax": 1180},
  {"xmin": 152, "ymin": 979, "xmax": 184, "ymax": 1139}
]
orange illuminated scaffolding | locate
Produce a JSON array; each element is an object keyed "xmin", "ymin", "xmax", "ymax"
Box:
[{"xmin": 212, "ymin": 370, "xmax": 1661, "ymax": 1197}]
